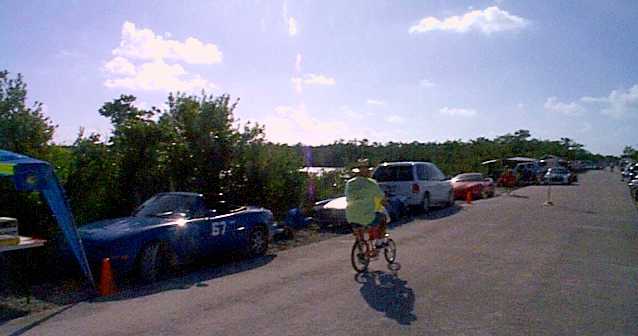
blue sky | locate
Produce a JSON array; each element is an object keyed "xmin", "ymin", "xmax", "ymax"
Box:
[{"xmin": 1, "ymin": 0, "xmax": 637, "ymax": 155}]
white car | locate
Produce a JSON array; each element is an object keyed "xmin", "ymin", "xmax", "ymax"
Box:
[
  {"xmin": 543, "ymin": 167, "xmax": 572, "ymax": 185},
  {"xmin": 372, "ymin": 161, "xmax": 454, "ymax": 212}
]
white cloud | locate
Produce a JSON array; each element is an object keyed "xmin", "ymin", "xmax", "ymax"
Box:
[
  {"xmin": 303, "ymin": 74, "xmax": 335, "ymax": 85},
  {"xmin": 264, "ymin": 104, "xmax": 351, "ymax": 144},
  {"xmin": 581, "ymin": 85, "xmax": 638, "ymax": 119},
  {"xmin": 366, "ymin": 99, "xmax": 386, "ymax": 106},
  {"xmin": 291, "ymin": 77, "xmax": 303, "ymax": 94},
  {"xmin": 295, "ymin": 53, "xmax": 302, "ymax": 73},
  {"xmin": 439, "ymin": 107, "xmax": 477, "ymax": 117},
  {"xmin": 409, "ymin": 6, "xmax": 528, "ymax": 34},
  {"xmin": 104, "ymin": 59, "xmax": 217, "ymax": 93},
  {"xmin": 385, "ymin": 115, "xmax": 405, "ymax": 124},
  {"xmin": 113, "ymin": 21, "xmax": 222, "ymax": 64},
  {"xmin": 103, "ymin": 56, "xmax": 136, "ymax": 76},
  {"xmin": 544, "ymin": 97, "xmax": 584, "ymax": 116},
  {"xmin": 282, "ymin": 2, "xmax": 298, "ymax": 37},
  {"xmin": 103, "ymin": 21, "xmax": 221, "ymax": 93},
  {"xmin": 288, "ymin": 17, "xmax": 298, "ymax": 36},
  {"xmin": 419, "ymin": 79, "xmax": 435, "ymax": 88},
  {"xmin": 290, "ymin": 73, "xmax": 336, "ymax": 92},
  {"xmin": 261, "ymin": 104, "xmax": 382, "ymax": 144}
]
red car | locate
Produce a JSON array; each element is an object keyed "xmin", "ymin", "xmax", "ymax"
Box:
[{"xmin": 451, "ymin": 173, "xmax": 495, "ymax": 200}]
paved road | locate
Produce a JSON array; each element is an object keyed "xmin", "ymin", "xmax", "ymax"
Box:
[{"xmin": 2, "ymin": 170, "xmax": 637, "ymax": 335}]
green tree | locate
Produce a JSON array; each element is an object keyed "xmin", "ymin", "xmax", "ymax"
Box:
[
  {"xmin": 99, "ymin": 95, "xmax": 167, "ymax": 210},
  {"xmin": 65, "ymin": 131, "xmax": 122, "ymax": 224},
  {"xmin": 0, "ymin": 70, "xmax": 56, "ymax": 157},
  {"xmin": 0, "ymin": 70, "xmax": 57, "ymax": 236}
]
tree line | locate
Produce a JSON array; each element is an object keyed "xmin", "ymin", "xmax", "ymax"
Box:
[{"xmin": 0, "ymin": 70, "xmax": 619, "ymax": 237}]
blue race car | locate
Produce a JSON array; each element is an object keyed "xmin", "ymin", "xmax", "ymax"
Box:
[{"xmin": 78, "ymin": 192, "xmax": 275, "ymax": 282}]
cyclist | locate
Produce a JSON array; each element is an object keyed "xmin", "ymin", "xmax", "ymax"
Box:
[{"xmin": 345, "ymin": 159, "xmax": 388, "ymax": 249}]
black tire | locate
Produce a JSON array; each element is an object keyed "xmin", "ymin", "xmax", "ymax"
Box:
[
  {"xmin": 351, "ymin": 240, "xmax": 369, "ymax": 273},
  {"xmin": 384, "ymin": 238, "xmax": 397, "ymax": 264},
  {"xmin": 247, "ymin": 227, "xmax": 268, "ymax": 257},
  {"xmin": 420, "ymin": 193, "xmax": 431, "ymax": 214},
  {"xmin": 139, "ymin": 242, "xmax": 161, "ymax": 283},
  {"xmin": 480, "ymin": 188, "xmax": 489, "ymax": 199}
]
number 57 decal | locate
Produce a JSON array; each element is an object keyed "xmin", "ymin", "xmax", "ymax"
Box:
[{"xmin": 211, "ymin": 222, "xmax": 227, "ymax": 236}]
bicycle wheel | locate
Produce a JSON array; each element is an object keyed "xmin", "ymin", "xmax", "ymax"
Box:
[
  {"xmin": 351, "ymin": 240, "xmax": 369, "ymax": 273},
  {"xmin": 384, "ymin": 238, "xmax": 397, "ymax": 264}
]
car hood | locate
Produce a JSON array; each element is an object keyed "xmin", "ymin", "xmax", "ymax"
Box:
[
  {"xmin": 79, "ymin": 216, "xmax": 169, "ymax": 241},
  {"xmin": 324, "ymin": 197, "xmax": 347, "ymax": 210},
  {"xmin": 321, "ymin": 195, "xmax": 408, "ymax": 211},
  {"xmin": 546, "ymin": 172, "xmax": 569, "ymax": 177}
]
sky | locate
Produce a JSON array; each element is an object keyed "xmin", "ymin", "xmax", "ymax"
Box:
[{"xmin": 1, "ymin": 0, "xmax": 637, "ymax": 155}]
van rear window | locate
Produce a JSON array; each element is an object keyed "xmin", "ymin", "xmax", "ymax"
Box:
[{"xmin": 373, "ymin": 165, "xmax": 413, "ymax": 182}]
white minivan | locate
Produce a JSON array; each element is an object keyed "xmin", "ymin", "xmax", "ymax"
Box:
[{"xmin": 372, "ymin": 161, "xmax": 454, "ymax": 212}]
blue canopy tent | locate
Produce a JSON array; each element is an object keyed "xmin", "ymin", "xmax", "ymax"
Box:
[{"xmin": 0, "ymin": 149, "xmax": 95, "ymax": 287}]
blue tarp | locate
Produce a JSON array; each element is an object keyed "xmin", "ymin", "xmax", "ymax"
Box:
[{"xmin": 0, "ymin": 149, "xmax": 95, "ymax": 287}]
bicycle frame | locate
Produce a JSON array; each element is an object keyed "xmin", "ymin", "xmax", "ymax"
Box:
[{"xmin": 352, "ymin": 226, "xmax": 383, "ymax": 257}]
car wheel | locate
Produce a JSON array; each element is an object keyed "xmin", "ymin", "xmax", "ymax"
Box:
[
  {"xmin": 480, "ymin": 188, "xmax": 489, "ymax": 199},
  {"xmin": 139, "ymin": 242, "xmax": 161, "ymax": 283},
  {"xmin": 247, "ymin": 227, "xmax": 268, "ymax": 257},
  {"xmin": 420, "ymin": 193, "xmax": 430, "ymax": 214}
]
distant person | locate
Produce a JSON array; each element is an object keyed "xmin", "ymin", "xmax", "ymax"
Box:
[
  {"xmin": 345, "ymin": 159, "xmax": 387, "ymax": 248},
  {"xmin": 499, "ymin": 168, "xmax": 516, "ymax": 193}
]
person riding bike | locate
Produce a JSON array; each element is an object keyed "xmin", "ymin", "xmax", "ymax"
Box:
[{"xmin": 345, "ymin": 159, "xmax": 388, "ymax": 249}]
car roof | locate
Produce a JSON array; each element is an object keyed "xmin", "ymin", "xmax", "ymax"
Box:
[
  {"xmin": 378, "ymin": 161, "xmax": 431, "ymax": 166},
  {"xmin": 156, "ymin": 192, "xmax": 203, "ymax": 197}
]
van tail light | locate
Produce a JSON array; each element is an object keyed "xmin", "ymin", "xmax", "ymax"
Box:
[{"xmin": 412, "ymin": 183, "xmax": 420, "ymax": 193}]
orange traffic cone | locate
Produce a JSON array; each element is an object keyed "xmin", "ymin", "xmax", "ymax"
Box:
[
  {"xmin": 466, "ymin": 191, "xmax": 473, "ymax": 205},
  {"xmin": 99, "ymin": 258, "xmax": 117, "ymax": 296}
]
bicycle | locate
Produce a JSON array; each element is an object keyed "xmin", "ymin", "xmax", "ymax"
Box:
[{"xmin": 350, "ymin": 225, "xmax": 397, "ymax": 273}]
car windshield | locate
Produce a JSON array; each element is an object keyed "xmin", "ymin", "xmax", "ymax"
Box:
[
  {"xmin": 133, "ymin": 194, "xmax": 198, "ymax": 217},
  {"xmin": 373, "ymin": 165, "xmax": 413, "ymax": 182},
  {"xmin": 549, "ymin": 168, "xmax": 567, "ymax": 174},
  {"xmin": 452, "ymin": 173, "xmax": 483, "ymax": 182}
]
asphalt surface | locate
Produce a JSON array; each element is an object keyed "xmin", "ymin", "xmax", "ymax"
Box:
[{"xmin": 2, "ymin": 170, "xmax": 637, "ymax": 336}]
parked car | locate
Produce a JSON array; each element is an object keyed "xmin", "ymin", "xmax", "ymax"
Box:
[
  {"xmin": 513, "ymin": 162, "xmax": 542, "ymax": 185},
  {"xmin": 78, "ymin": 192, "xmax": 275, "ymax": 282},
  {"xmin": 312, "ymin": 195, "xmax": 408, "ymax": 228},
  {"xmin": 543, "ymin": 167, "xmax": 573, "ymax": 185},
  {"xmin": 622, "ymin": 163, "xmax": 637, "ymax": 181},
  {"xmin": 628, "ymin": 179, "xmax": 638, "ymax": 201},
  {"xmin": 372, "ymin": 161, "xmax": 454, "ymax": 212},
  {"xmin": 451, "ymin": 173, "xmax": 495, "ymax": 200}
]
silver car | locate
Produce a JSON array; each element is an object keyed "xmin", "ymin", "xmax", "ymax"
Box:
[
  {"xmin": 372, "ymin": 161, "xmax": 454, "ymax": 212},
  {"xmin": 543, "ymin": 167, "xmax": 572, "ymax": 185}
]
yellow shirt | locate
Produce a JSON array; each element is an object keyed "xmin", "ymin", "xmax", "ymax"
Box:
[{"xmin": 345, "ymin": 177, "xmax": 384, "ymax": 225}]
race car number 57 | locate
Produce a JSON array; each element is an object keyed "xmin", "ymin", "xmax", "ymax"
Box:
[{"xmin": 211, "ymin": 222, "xmax": 227, "ymax": 236}]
